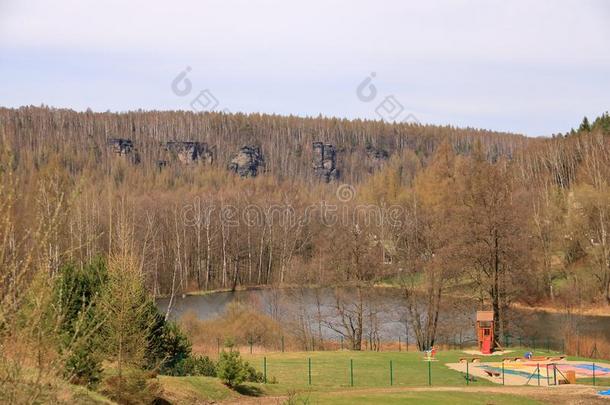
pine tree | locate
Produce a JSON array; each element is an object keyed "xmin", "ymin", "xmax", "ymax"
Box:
[
  {"xmin": 579, "ymin": 116, "xmax": 591, "ymax": 132},
  {"xmin": 217, "ymin": 349, "xmax": 247, "ymax": 388}
]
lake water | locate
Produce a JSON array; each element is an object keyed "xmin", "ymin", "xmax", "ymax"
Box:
[{"xmin": 156, "ymin": 287, "xmax": 610, "ymax": 350}]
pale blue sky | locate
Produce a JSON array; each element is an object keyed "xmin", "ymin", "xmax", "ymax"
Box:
[{"xmin": 1, "ymin": 0, "xmax": 609, "ymax": 136}]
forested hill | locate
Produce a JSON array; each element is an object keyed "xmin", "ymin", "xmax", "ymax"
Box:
[
  {"xmin": 0, "ymin": 106, "xmax": 526, "ymax": 184},
  {"xmin": 0, "ymin": 106, "xmax": 608, "ymax": 306}
]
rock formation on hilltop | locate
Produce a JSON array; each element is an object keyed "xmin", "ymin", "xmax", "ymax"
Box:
[
  {"xmin": 166, "ymin": 141, "xmax": 214, "ymax": 165},
  {"xmin": 365, "ymin": 144, "xmax": 389, "ymax": 172},
  {"xmin": 107, "ymin": 138, "xmax": 140, "ymax": 164},
  {"xmin": 312, "ymin": 142, "xmax": 339, "ymax": 182},
  {"xmin": 228, "ymin": 146, "xmax": 265, "ymax": 177}
]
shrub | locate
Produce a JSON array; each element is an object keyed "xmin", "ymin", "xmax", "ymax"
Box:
[
  {"xmin": 99, "ymin": 368, "xmax": 162, "ymax": 405},
  {"xmin": 165, "ymin": 355, "xmax": 216, "ymax": 377},
  {"xmin": 243, "ymin": 361, "xmax": 264, "ymax": 383},
  {"xmin": 216, "ymin": 349, "xmax": 247, "ymax": 388},
  {"xmin": 148, "ymin": 318, "xmax": 192, "ymax": 374},
  {"xmin": 64, "ymin": 342, "xmax": 103, "ymax": 387},
  {"xmin": 53, "ymin": 258, "xmax": 107, "ymax": 387}
]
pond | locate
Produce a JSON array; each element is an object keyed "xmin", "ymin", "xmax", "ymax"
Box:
[{"xmin": 156, "ymin": 287, "xmax": 610, "ymax": 351}]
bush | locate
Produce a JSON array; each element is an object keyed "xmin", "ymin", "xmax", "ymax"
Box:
[
  {"xmin": 243, "ymin": 361, "xmax": 264, "ymax": 383},
  {"xmin": 165, "ymin": 355, "xmax": 216, "ymax": 377},
  {"xmin": 99, "ymin": 368, "xmax": 162, "ymax": 405},
  {"xmin": 53, "ymin": 258, "xmax": 107, "ymax": 387},
  {"xmin": 216, "ymin": 349, "xmax": 248, "ymax": 388},
  {"xmin": 148, "ymin": 319, "xmax": 192, "ymax": 374},
  {"xmin": 64, "ymin": 341, "xmax": 103, "ymax": 387}
]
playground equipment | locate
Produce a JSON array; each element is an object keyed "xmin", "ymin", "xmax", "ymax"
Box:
[
  {"xmin": 423, "ymin": 346, "xmax": 437, "ymax": 361},
  {"xmin": 446, "ymin": 359, "xmax": 610, "ymax": 386},
  {"xmin": 476, "ymin": 311, "xmax": 495, "ymax": 354}
]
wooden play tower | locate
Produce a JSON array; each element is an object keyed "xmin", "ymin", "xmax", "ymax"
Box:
[{"xmin": 476, "ymin": 311, "xmax": 495, "ymax": 354}]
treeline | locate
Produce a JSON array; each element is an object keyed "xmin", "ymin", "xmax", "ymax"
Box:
[{"xmin": 0, "ymin": 107, "xmax": 608, "ymax": 340}]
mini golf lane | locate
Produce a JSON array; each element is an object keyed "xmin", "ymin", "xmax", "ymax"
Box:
[{"xmin": 445, "ymin": 360, "xmax": 610, "ymax": 386}]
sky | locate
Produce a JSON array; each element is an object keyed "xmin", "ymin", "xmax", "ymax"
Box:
[{"xmin": 1, "ymin": 0, "xmax": 609, "ymax": 136}]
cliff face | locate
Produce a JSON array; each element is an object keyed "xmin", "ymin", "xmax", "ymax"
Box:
[
  {"xmin": 108, "ymin": 138, "xmax": 133, "ymax": 155},
  {"xmin": 312, "ymin": 142, "xmax": 339, "ymax": 183},
  {"xmin": 365, "ymin": 144, "xmax": 389, "ymax": 172},
  {"xmin": 228, "ymin": 146, "xmax": 265, "ymax": 177},
  {"xmin": 166, "ymin": 141, "xmax": 214, "ymax": 165},
  {"xmin": 107, "ymin": 138, "xmax": 140, "ymax": 164}
]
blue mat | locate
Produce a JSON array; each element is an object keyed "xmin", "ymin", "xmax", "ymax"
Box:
[{"xmin": 598, "ymin": 389, "xmax": 610, "ymax": 396}]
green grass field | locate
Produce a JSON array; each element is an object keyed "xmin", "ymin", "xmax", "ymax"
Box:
[
  {"xmin": 243, "ymin": 351, "xmax": 477, "ymax": 389},
  {"xmin": 153, "ymin": 348, "xmax": 608, "ymax": 404},
  {"xmin": 241, "ymin": 348, "xmax": 564, "ymax": 390},
  {"xmin": 292, "ymin": 390, "xmax": 545, "ymax": 405}
]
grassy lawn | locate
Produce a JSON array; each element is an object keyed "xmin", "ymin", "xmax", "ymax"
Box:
[
  {"xmin": 242, "ymin": 348, "xmax": 564, "ymax": 391},
  {"xmin": 159, "ymin": 375, "xmax": 243, "ymax": 403},
  {"xmin": 294, "ymin": 390, "xmax": 545, "ymax": 405},
  {"xmin": 150, "ymin": 348, "xmax": 608, "ymax": 404}
]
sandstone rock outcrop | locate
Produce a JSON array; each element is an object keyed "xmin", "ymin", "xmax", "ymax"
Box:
[
  {"xmin": 365, "ymin": 144, "xmax": 389, "ymax": 171},
  {"xmin": 166, "ymin": 141, "xmax": 214, "ymax": 165},
  {"xmin": 107, "ymin": 138, "xmax": 140, "ymax": 164},
  {"xmin": 228, "ymin": 146, "xmax": 264, "ymax": 177},
  {"xmin": 312, "ymin": 142, "xmax": 339, "ymax": 182}
]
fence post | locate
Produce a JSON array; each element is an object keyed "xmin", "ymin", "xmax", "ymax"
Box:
[
  {"xmin": 466, "ymin": 361, "xmax": 469, "ymax": 385},
  {"xmin": 398, "ymin": 336, "xmax": 401, "ymax": 352},
  {"xmin": 281, "ymin": 335, "xmax": 285, "ymax": 353},
  {"xmin": 249, "ymin": 336, "xmax": 253, "ymax": 354},
  {"xmin": 428, "ymin": 360, "xmax": 431, "ymax": 386},
  {"xmin": 390, "ymin": 360, "xmax": 393, "ymax": 386},
  {"xmin": 308, "ymin": 357, "xmax": 312, "ymax": 386},
  {"xmin": 263, "ymin": 357, "xmax": 267, "ymax": 383},
  {"xmin": 340, "ymin": 336, "xmax": 344, "ymax": 350},
  {"xmin": 350, "ymin": 359, "xmax": 354, "ymax": 387},
  {"xmin": 537, "ymin": 363, "xmax": 540, "ymax": 386},
  {"xmin": 593, "ymin": 363, "xmax": 596, "ymax": 386},
  {"xmin": 406, "ymin": 334, "xmax": 409, "ymax": 352}
]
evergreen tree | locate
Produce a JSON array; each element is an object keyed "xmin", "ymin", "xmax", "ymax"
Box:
[
  {"xmin": 54, "ymin": 257, "xmax": 107, "ymax": 387},
  {"xmin": 217, "ymin": 342, "xmax": 248, "ymax": 388},
  {"xmin": 579, "ymin": 116, "xmax": 591, "ymax": 132},
  {"xmin": 592, "ymin": 111, "xmax": 610, "ymax": 134}
]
